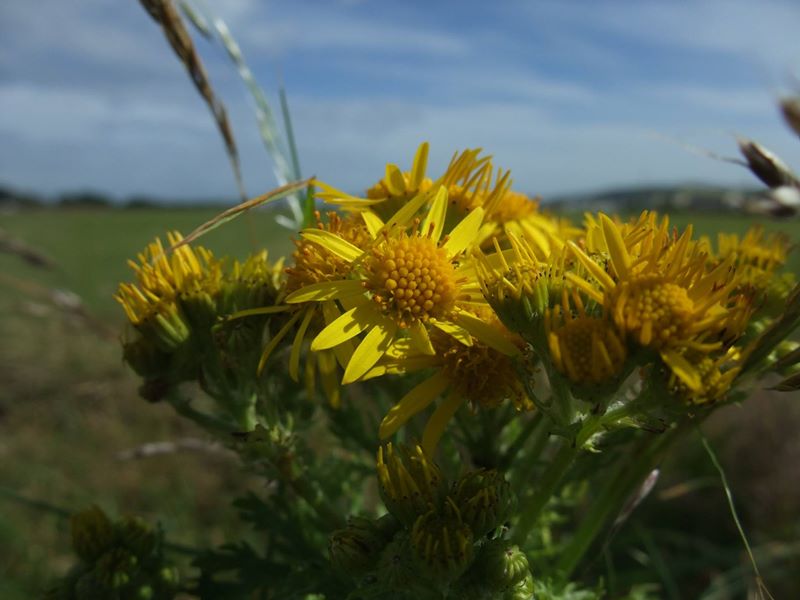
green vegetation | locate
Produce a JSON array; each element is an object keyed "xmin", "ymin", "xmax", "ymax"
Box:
[{"xmin": 1, "ymin": 207, "xmax": 798, "ymax": 598}]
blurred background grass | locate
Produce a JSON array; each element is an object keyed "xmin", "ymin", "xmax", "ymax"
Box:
[{"xmin": 0, "ymin": 206, "xmax": 798, "ymax": 598}]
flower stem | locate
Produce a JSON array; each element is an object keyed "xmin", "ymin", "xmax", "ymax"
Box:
[
  {"xmin": 513, "ymin": 438, "xmax": 580, "ymax": 545},
  {"xmin": 555, "ymin": 427, "xmax": 678, "ymax": 579}
]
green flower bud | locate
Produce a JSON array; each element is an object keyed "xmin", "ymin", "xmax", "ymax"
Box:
[
  {"xmin": 374, "ymin": 531, "xmax": 418, "ymax": 590},
  {"xmin": 115, "ymin": 516, "xmax": 156, "ymax": 558},
  {"xmin": 452, "ymin": 469, "xmax": 516, "ymax": 536},
  {"xmin": 503, "ymin": 572, "xmax": 535, "ymax": 600},
  {"xmin": 411, "ymin": 503, "xmax": 474, "ymax": 584},
  {"xmin": 71, "ymin": 506, "xmax": 114, "ymax": 562},
  {"xmin": 177, "ymin": 289, "xmax": 218, "ymax": 329},
  {"xmin": 377, "ymin": 444, "xmax": 446, "ymax": 526},
  {"xmin": 329, "ymin": 516, "xmax": 395, "ymax": 577},
  {"xmin": 159, "ymin": 565, "xmax": 180, "ymax": 586},
  {"xmin": 476, "ymin": 540, "xmax": 531, "ymax": 591},
  {"xmin": 149, "ymin": 308, "xmax": 191, "ymax": 350}
]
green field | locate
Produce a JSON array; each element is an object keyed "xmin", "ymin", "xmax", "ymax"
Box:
[{"xmin": 1, "ymin": 207, "xmax": 799, "ymax": 598}]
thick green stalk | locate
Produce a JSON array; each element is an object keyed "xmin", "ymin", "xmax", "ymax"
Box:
[
  {"xmin": 499, "ymin": 411, "xmax": 544, "ymax": 471},
  {"xmin": 555, "ymin": 427, "xmax": 678, "ymax": 579},
  {"xmin": 513, "ymin": 439, "xmax": 580, "ymax": 544}
]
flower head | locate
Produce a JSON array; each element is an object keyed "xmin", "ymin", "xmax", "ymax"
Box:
[
  {"xmin": 544, "ymin": 289, "xmax": 627, "ymax": 387},
  {"xmin": 285, "ymin": 183, "xmax": 510, "ymax": 385},
  {"xmin": 568, "ymin": 213, "xmax": 741, "ymax": 392}
]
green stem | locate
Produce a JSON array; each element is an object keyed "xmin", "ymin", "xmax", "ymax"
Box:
[
  {"xmin": 499, "ymin": 411, "xmax": 545, "ymax": 471},
  {"xmin": 287, "ymin": 474, "xmax": 344, "ymax": 530},
  {"xmin": 513, "ymin": 439, "xmax": 580, "ymax": 545},
  {"xmin": 556, "ymin": 427, "xmax": 678, "ymax": 579},
  {"xmin": 168, "ymin": 395, "xmax": 232, "ymax": 434}
]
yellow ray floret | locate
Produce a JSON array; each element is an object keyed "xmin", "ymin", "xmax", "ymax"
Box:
[{"xmin": 285, "ymin": 184, "xmax": 506, "ymax": 385}]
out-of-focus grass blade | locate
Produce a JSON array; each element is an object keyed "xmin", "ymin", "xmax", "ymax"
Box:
[
  {"xmin": 180, "ymin": 0, "xmax": 304, "ymax": 226},
  {"xmin": 0, "ymin": 228, "xmax": 55, "ymax": 269},
  {"xmin": 770, "ymin": 372, "xmax": 800, "ymax": 392},
  {"xmin": 171, "ymin": 178, "xmax": 313, "ymax": 251},
  {"xmin": 280, "ymin": 84, "xmax": 314, "ymax": 227},
  {"xmin": 138, "ymin": 0, "xmax": 246, "ymax": 202},
  {"xmin": 698, "ymin": 428, "xmax": 775, "ymax": 600},
  {"xmin": 176, "ymin": 0, "xmax": 212, "ymax": 38}
]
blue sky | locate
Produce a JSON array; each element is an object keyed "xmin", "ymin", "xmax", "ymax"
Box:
[{"xmin": 1, "ymin": 0, "xmax": 800, "ymax": 201}]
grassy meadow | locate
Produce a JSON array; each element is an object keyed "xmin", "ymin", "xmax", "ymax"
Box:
[{"xmin": 1, "ymin": 206, "xmax": 799, "ymax": 598}]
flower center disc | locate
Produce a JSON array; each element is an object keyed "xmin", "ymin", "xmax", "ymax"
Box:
[
  {"xmin": 366, "ymin": 234, "xmax": 458, "ymax": 327},
  {"xmin": 613, "ymin": 275, "xmax": 694, "ymax": 348}
]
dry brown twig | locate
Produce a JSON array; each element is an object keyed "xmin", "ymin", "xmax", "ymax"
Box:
[
  {"xmin": 138, "ymin": 0, "xmax": 246, "ymax": 200},
  {"xmin": 116, "ymin": 437, "xmax": 236, "ymax": 461},
  {"xmin": 0, "ymin": 227, "xmax": 55, "ymax": 269}
]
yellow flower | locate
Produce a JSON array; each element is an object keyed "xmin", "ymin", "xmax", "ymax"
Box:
[
  {"xmin": 116, "ymin": 232, "xmax": 220, "ymax": 326},
  {"xmin": 366, "ymin": 307, "xmax": 527, "ymax": 454},
  {"xmin": 116, "ymin": 232, "xmax": 222, "ymax": 348},
  {"xmin": 544, "ymin": 289, "xmax": 627, "ymax": 386},
  {"xmin": 568, "ymin": 213, "xmax": 739, "ymax": 392},
  {"xmin": 666, "ymin": 347, "xmax": 741, "ymax": 405},
  {"xmin": 314, "ymin": 142, "xmax": 490, "ymax": 224},
  {"xmin": 285, "ymin": 185, "xmax": 516, "ymax": 386},
  {"xmin": 249, "ymin": 212, "xmax": 371, "ymax": 404},
  {"xmin": 708, "ymin": 227, "xmax": 792, "ymax": 294},
  {"xmin": 285, "ymin": 211, "xmax": 371, "ymax": 294},
  {"xmin": 474, "ymin": 232, "xmax": 567, "ymax": 336}
]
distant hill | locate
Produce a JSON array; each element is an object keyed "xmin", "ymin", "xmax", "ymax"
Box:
[
  {"xmin": 546, "ymin": 184, "xmax": 763, "ymax": 214},
  {"xmin": 0, "ymin": 181, "xmax": 765, "ymax": 214}
]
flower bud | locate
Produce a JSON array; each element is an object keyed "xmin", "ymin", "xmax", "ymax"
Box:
[
  {"xmin": 374, "ymin": 531, "xmax": 418, "ymax": 590},
  {"xmin": 377, "ymin": 443, "xmax": 446, "ymax": 526},
  {"xmin": 476, "ymin": 540, "xmax": 531, "ymax": 591},
  {"xmin": 71, "ymin": 506, "xmax": 114, "ymax": 563},
  {"xmin": 451, "ymin": 469, "xmax": 516, "ymax": 537},
  {"xmin": 410, "ymin": 504, "xmax": 474, "ymax": 583},
  {"xmin": 503, "ymin": 572, "xmax": 535, "ymax": 600},
  {"xmin": 329, "ymin": 515, "xmax": 395, "ymax": 577},
  {"xmin": 115, "ymin": 516, "xmax": 156, "ymax": 558}
]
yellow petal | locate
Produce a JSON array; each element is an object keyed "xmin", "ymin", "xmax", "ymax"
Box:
[
  {"xmin": 285, "ymin": 279, "xmax": 364, "ymax": 303},
  {"xmin": 599, "ymin": 213, "xmax": 631, "ymax": 279},
  {"xmin": 408, "ymin": 320, "xmax": 436, "ymax": 355},
  {"xmin": 321, "ymin": 301, "xmax": 354, "ymax": 368},
  {"xmin": 300, "ymin": 229, "xmax": 362, "ymax": 262},
  {"xmin": 410, "ymin": 142, "xmax": 429, "ymax": 189},
  {"xmin": 454, "ymin": 311, "xmax": 519, "ymax": 356},
  {"xmin": 379, "ymin": 372, "xmax": 449, "ymax": 439},
  {"xmin": 361, "ymin": 210, "xmax": 385, "ymax": 239},
  {"xmin": 661, "ymin": 349, "xmax": 702, "ymax": 391},
  {"xmin": 422, "ymin": 391, "xmax": 464, "ymax": 455},
  {"xmin": 567, "ymin": 241, "xmax": 615, "ymax": 291},
  {"xmin": 382, "ymin": 187, "xmax": 431, "ymax": 232},
  {"xmin": 315, "ymin": 180, "xmax": 382, "ymax": 205},
  {"xmin": 385, "ymin": 164, "xmax": 406, "ymax": 195},
  {"xmin": 430, "ymin": 318, "xmax": 473, "ymax": 346},
  {"xmin": 421, "ymin": 185, "xmax": 448, "ymax": 243},
  {"xmin": 289, "ymin": 306, "xmax": 315, "ymax": 381},
  {"xmin": 257, "ymin": 309, "xmax": 304, "ymax": 374},
  {"xmin": 342, "ymin": 319, "xmax": 398, "ymax": 384},
  {"xmin": 443, "ymin": 206, "xmax": 485, "ymax": 258},
  {"xmin": 311, "ymin": 303, "xmax": 383, "ymax": 351}
]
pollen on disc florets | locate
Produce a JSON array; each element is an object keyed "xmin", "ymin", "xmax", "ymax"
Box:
[
  {"xmin": 486, "ymin": 190, "xmax": 537, "ymax": 223},
  {"xmin": 432, "ymin": 312, "xmax": 527, "ymax": 410},
  {"xmin": 285, "ymin": 212, "xmax": 370, "ymax": 293},
  {"xmin": 609, "ymin": 274, "xmax": 694, "ymax": 348},
  {"xmin": 365, "ymin": 232, "xmax": 459, "ymax": 328}
]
